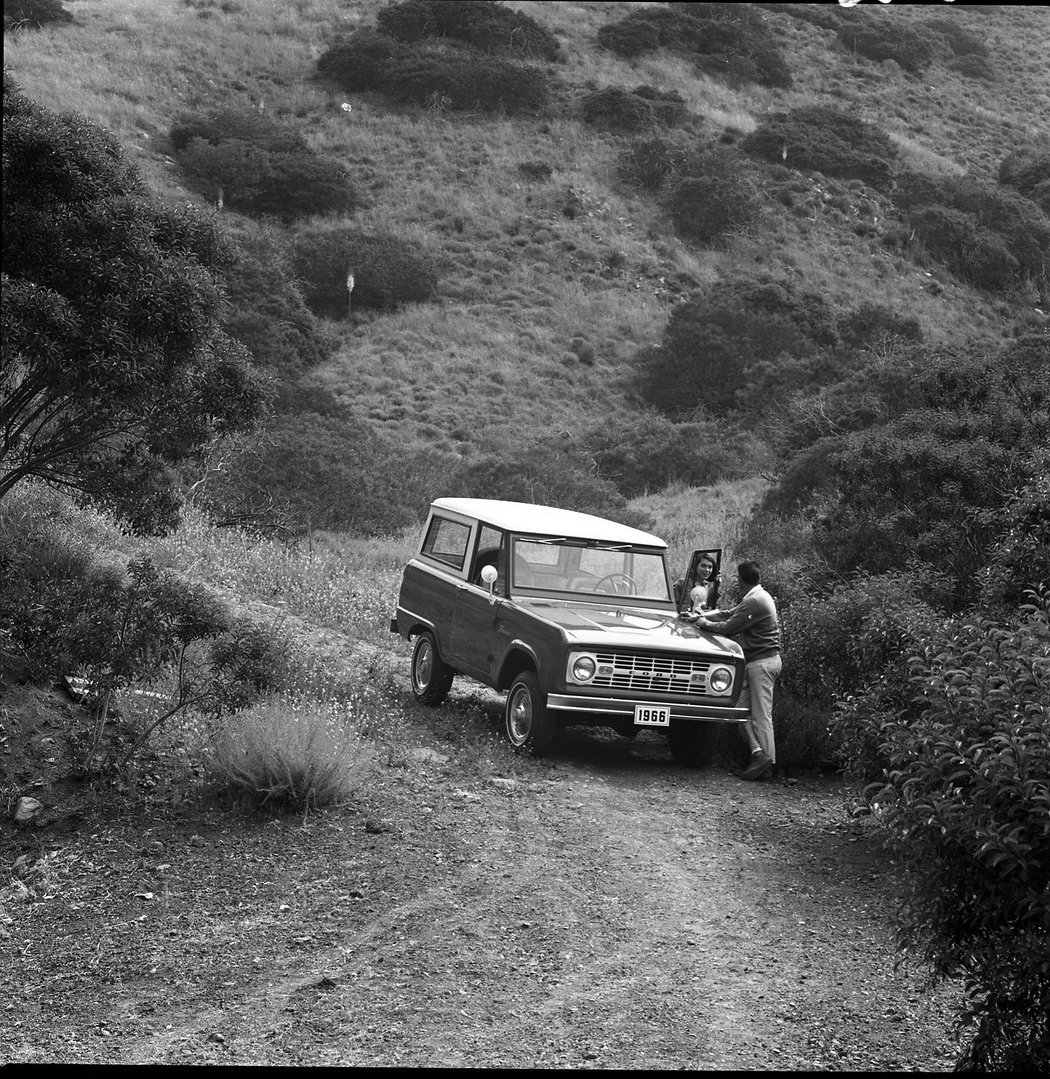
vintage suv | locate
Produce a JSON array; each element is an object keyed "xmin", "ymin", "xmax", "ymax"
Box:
[{"xmin": 390, "ymin": 498, "xmax": 748, "ymax": 764}]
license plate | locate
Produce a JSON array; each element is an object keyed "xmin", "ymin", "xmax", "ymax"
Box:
[{"xmin": 634, "ymin": 704, "xmax": 670, "ymax": 727}]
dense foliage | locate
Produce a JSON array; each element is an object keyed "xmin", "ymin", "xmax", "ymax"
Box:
[
  {"xmin": 3, "ymin": 0, "xmax": 72, "ymax": 30},
  {"xmin": 375, "ymin": 0, "xmax": 561, "ymax": 61},
  {"xmin": 596, "ymin": 3, "xmax": 791, "ymax": 90},
  {"xmin": 0, "ymin": 504, "xmax": 288, "ymax": 768},
  {"xmin": 1, "ymin": 79, "xmax": 265, "ymax": 534},
  {"xmin": 836, "ymin": 18, "xmax": 938, "ymax": 74},
  {"xmin": 291, "ymin": 226, "xmax": 437, "ymax": 317},
  {"xmin": 170, "ymin": 107, "xmax": 359, "ymax": 221},
  {"xmin": 743, "ymin": 105, "xmax": 898, "ymax": 189}
]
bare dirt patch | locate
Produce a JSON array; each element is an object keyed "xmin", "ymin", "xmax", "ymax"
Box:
[{"xmin": 2, "ymin": 688, "xmax": 963, "ymax": 1069}]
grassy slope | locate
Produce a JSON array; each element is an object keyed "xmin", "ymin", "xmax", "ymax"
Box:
[{"xmin": 5, "ymin": 1, "xmax": 1048, "ymax": 469}]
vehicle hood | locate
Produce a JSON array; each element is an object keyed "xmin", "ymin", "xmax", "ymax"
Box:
[{"xmin": 514, "ymin": 599, "xmax": 743, "ymax": 658}]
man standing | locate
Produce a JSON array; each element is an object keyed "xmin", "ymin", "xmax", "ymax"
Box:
[{"xmin": 694, "ymin": 561, "xmax": 782, "ymax": 781}]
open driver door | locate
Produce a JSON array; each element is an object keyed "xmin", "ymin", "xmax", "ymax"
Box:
[{"xmin": 675, "ymin": 548, "xmax": 724, "ymax": 614}]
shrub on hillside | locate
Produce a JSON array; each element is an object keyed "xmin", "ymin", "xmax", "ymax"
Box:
[
  {"xmin": 376, "ymin": 0, "xmax": 561, "ymax": 60},
  {"xmin": 617, "ymin": 134, "xmax": 703, "ymax": 191},
  {"xmin": 595, "ymin": 4, "xmax": 790, "ymax": 89},
  {"xmin": 452, "ymin": 444, "xmax": 653, "ymax": 532},
  {"xmin": 386, "ymin": 46, "xmax": 550, "ymax": 115},
  {"xmin": 632, "ymin": 85, "xmax": 689, "ymax": 127},
  {"xmin": 0, "ymin": 506, "xmax": 292, "ymax": 767},
  {"xmin": 580, "ymin": 87, "xmax": 657, "ymax": 135},
  {"xmin": 585, "ymin": 416, "xmax": 763, "ymax": 498},
  {"xmin": 315, "ymin": 30, "xmax": 398, "ymax": 93},
  {"xmin": 596, "ymin": 15, "xmax": 661, "ymax": 59},
  {"xmin": 981, "ymin": 461, "xmax": 1050, "ymax": 613},
  {"xmin": 838, "ymin": 302, "xmax": 923, "ymax": 348},
  {"xmin": 197, "ymin": 412, "xmax": 431, "ymax": 537},
  {"xmin": 785, "ymin": 574, "xmax": 939, "ymax": 780},
  {"xmin": 923, "ymin": 17, "xmax": 988, "ymax": 58},
  {"xmin": 897, "ymin": 170, "xmax": 1050, "ymax": 284},
  {"xmin": 949, "ymin": 53, "xmax": 997, "ymax": 82},
  {"xmin": 291, "ymin": 227, "xmax": 436, "ymax": 317},
  {"xmin": 908, "ymin": 203, "xmax": 1020, "ymax": 289},
  {"xmin": 3, "ymin": 0, "xmax": 72, "ymax": 29},
  {"xmin": 170, "ymin": 108, "xmax": 358, "ymax": 221},
  {"xmin": 665, "ymin": 173, "xmax": 761, "ymax": 243},
  {"xmin": 837, "ymin": 19, "xmax": 937, "ymax": 74},
  {"xmin": 743, "ymin": 105, "xmax": 897, "ymax": 189},
  {"xmin": 221, "ymin": 226, "xmax": 335, "ymax": 377},
  {"xmin": 639, "ymin": 277, "xmax": 840, "ymax": 419},
  {"xmin": 846, "ymin": 595, "xmax": 1050, "ymax": 1071},
  {"xmin": 1000, "ymin": 143, "xmax": 1050, "ymax": 200}
]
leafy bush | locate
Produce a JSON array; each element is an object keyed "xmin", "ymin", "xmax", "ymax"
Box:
[
  {"xmin": 1000, "ymin": 142, "xmax": 1050, "ymax": 200},
  {"xmin": 221, "ymin": 224, "xmax": 335, "ymax": 377},
  {"xmin": 315, "ymin": 30, "xmax": 398, "ymax": 93},
  {"xmin": 665, "ymin": 172, "xmax": 761, "ymax": 243},
  {"xmin": 908, "ymin": 203, "xmax": 1019, "ymax": 289},
  {"xmin": 783, "ymin": 574, "xmax": 939, "ymax": 780},
  {"xmin": 594, "ymin": 4, "xmax": 790, "ymax": 89},
  {"xmin": 584, "ymin": 415, "xmax": 763, "ymax": 498},
  {"xmin": 170, "ymin": 109, "xmax": 358, "ymax": 222},
  {"xmin": 196, "ymin": 409, "xmax": 436, "ymax": 538},
  {"xmin": 837, "ymin": 19, "xmax": 937, "ymax": 74},
  {"xmin": 639, "ymin": 278, "xmax": 839, "ymax": 418},
  {"xmin": 923, "ymin": 17, "xmax": 989, "ymax": 58},
  {"xmin": 617, "ymin": 134, "xmax": 703, "ymax": 191},
  {"xmin": 0, "ymin": 502, "xmax": 296, "ymax": 767},
  {"xmin": 632, "ymin": 85, "xmax": 689, "ymax": 127},
  {"xmin": 949, "ymin": 52, "xmax": 997, "ymax": 82},
  {"xmin": 580, "ymin": 87, "xmax": 657, "ymax": 135},
  {"xmin": 743, "ymin": 105, "xmax": 897, "ymax": 189},
  {"xmin": 386, "ymin": 45, "xmax": 550, "ymax": 115},
  {"xmin": 851, "ymin": 595, "xmax": 1050, "ymax": 1071},
  {"xmin": 377, "ymin": 0, "xmax": 559, "ymax": 60},
  {"xmin": 981, "ymin": 462, "xmax": 1050, "ymax": 613},
  {"xmin": 596, "ymin": 14, "xmax": 661, "ymax": 59},
  {"xmin": 451, "ymin": 441, "xmax": 653, "ymax": 532},
  {"xmin": 838, "ymin": 302, "xmax": 923, "ymax": 348},
  {"xmin": 291, "ymin": 227, "xmax": 436, "ymax": 317},
  {"xmin": 3, "ymin": 0, "xmax": 72, "ymax": 29},
  {"xmin": 375, "ymin": 0, "xmax": 561, "ymax": 60}
]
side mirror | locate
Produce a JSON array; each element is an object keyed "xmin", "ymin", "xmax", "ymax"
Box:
[{"xmin": 480, "ymin": 564, "xmax": 498, "ymax": 599}]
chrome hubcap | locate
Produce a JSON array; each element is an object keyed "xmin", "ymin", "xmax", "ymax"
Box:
[{"xmin": 508, "ymin": 687, "xmax": 532, "ymax": 745}]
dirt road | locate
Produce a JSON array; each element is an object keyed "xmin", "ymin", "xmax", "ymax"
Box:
[{"xmin": 2, "ymin": 717, "xmax": 963, "ymax": 1069}]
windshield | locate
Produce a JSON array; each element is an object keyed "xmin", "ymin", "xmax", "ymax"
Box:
[{"xmin": 511, "ymin": 537, "xmax": 671, "ymax": 602}]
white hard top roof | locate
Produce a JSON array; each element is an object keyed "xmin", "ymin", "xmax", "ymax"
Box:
[{"xmin": 431, "ymin": 498, "xmax": 667, "ymax": 549}]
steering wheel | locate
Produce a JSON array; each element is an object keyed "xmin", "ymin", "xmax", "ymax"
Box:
[{"xmin": 593, "ymin": 573, "xmax": 638, "ymax": 596}]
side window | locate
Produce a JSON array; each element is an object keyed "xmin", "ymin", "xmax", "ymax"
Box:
[
  {"xmin": 472, "ymin": 526, "xmax": 508, "ymax": 594},
  {"xmin": 421, "ymin": 515, "xmax": 472, "ymax": 571}
]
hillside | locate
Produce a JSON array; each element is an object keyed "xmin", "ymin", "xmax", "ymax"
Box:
[{"xmin": 4, "ymin": 0, "xmax": 1048, "ymax": 527}]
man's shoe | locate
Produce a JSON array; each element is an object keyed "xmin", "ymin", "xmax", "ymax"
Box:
[{"xmin": 736, "ymin": 752, "xmax": 772, "ymax": 780}]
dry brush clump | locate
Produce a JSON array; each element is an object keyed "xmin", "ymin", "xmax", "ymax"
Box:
[{"xmin": 210, "ymin": 694, "xmax": 372, "ymax": 810}]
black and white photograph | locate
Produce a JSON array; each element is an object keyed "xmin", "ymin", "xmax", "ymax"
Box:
[{"xmin": 2, "ymin": 0, "xmax": 1048, "ymax": 1069}]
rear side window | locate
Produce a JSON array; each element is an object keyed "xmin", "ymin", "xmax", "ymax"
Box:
[{"xmin": 421, "ymin": 515, "xmax": 472, "ymax": 570}]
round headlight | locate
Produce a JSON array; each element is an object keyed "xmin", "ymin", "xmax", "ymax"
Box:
[
  {"xmin": 709, "ymin": 666, "xmax": 733, "ymax": 694},
  {"xmin": 572, "ymin": 655, "xmax": 597, "ymax": 681}
]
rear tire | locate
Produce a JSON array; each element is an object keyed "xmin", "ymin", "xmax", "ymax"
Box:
[
  {"xmin": 667, "ymin": 721, "xmax": 720, "ymax": 767},
  {"xmin": 411, "ymin": 631, "xmax": 454, "ymax": 706},
  {"xmin": 504, "ymin": 670, "xmax": 555, "ymax": 755}
]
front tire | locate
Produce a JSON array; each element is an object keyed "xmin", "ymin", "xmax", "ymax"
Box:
[
  {"xmin": 667, "ymin": 721, "xmax": 720, "ymax": 767},
  {"xmin": 504, "ymin": 670, "xmax": 555, "ymax": 755},
  {"xmin": 411, "ymin": 631, "xmax": 454, "ymax": 706}
]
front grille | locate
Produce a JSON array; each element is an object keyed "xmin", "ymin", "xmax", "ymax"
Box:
[{"xmin": 592, "ymin": 651, "xmax": 713, "ymax": 696}]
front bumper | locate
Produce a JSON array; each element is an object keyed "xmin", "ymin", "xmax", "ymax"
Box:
[{"xmin": 546, "ymin": 693, "xmax": 748, "ymax": 723}]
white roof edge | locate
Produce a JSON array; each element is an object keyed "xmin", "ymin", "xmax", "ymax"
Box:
[{"xmin": 431, "ymin": 498, "xmax": 667, "ymax": 548}]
